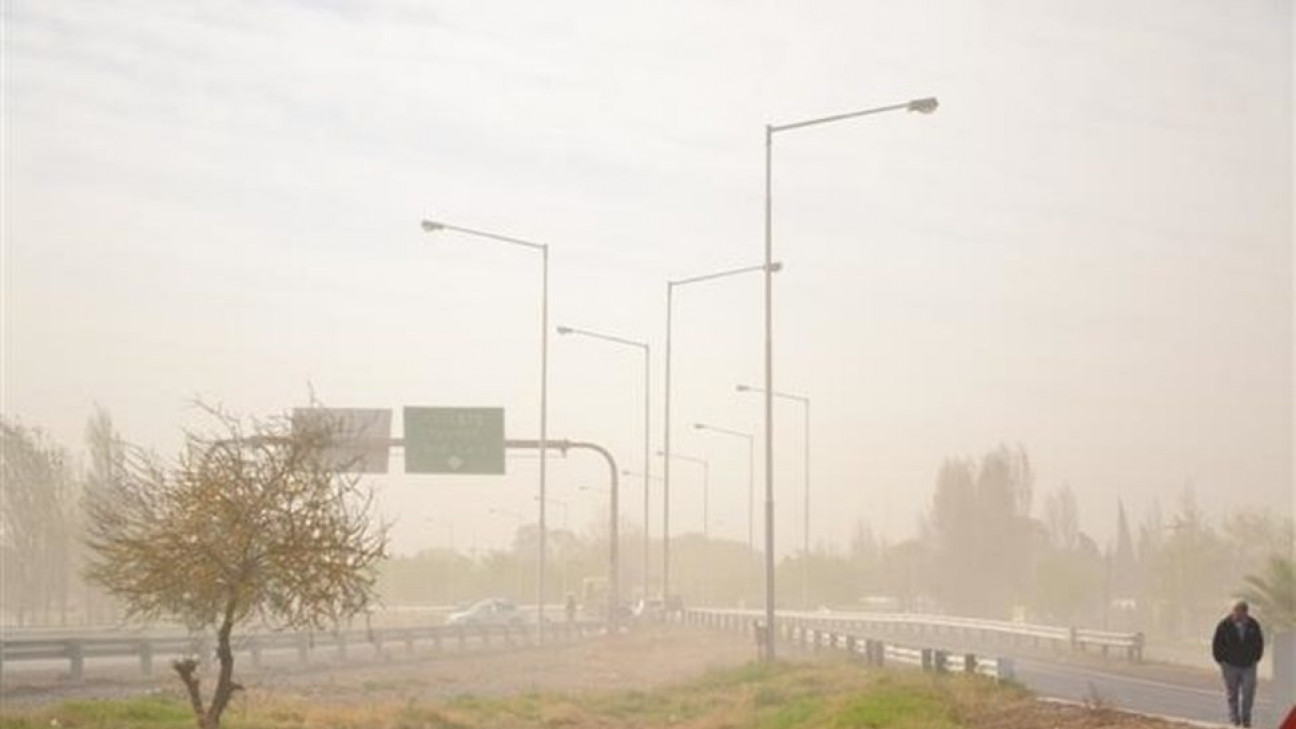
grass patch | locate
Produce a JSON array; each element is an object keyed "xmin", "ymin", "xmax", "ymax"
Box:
[
  {"xmin": 0, "ymin": 695, "xmax": 195, "ymax": 729},
  {"xmin": 1, "ymin": 661, "xmax": 1159, "ymax": 729},
  {"xmin": 833, "ymin": 684, "xmax": 957, "ymax": 729}
]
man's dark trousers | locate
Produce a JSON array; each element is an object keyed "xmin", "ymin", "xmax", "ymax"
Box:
[{"xmin": 1221, "ymin": 662, "xmax": 1257, "ymax": 726}]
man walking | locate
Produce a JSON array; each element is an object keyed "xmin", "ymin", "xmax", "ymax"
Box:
[{"xmin": 1213, "ymin": 600, "xmax": 1265, "ymax": 727}]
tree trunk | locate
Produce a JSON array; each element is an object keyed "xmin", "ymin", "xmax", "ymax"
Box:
[
  {"xmin": 203, "ymin": 600, "xmax": 240, "ymax": 729},
  {"xmin": 172, "ymin": 658, "xmax": 205, "ymax": 728}
]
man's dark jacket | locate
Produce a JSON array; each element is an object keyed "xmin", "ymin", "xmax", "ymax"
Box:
[{"xmin": 1212, "ymin": 616, "xmax": 1264, "ymax": 667}]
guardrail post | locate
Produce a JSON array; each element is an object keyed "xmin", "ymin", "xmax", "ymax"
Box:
[
  {"xmin": 845, "ymin": 635, "xmax": 857, "ymax": 659},
  {"xmin": 139, "ymin": 640, "xmax": 153, "ymax": 676},
  {"xmin": 68, "ymin": 641, "xmax": 84, "ymax": 683},
  {"xmin": 963, "ymin": 653, "xmax": 976, "ymax": 674},
  {"xmin": 933, "ymin": 649, "xmax": 949, "ymax": 673},
  {"xmin": 1068, "ymin": 626, "xmax": 1078, "ymax": 652},
  {"xmin": 995, "ymin": 656, "xmax": 1015, "ymax": 682},
  {"xmin": 1130, "ymin": 632, "xmax": 1143, "ymax": 663},
  {"xmin": 920, "ymin": 648, "xmax": 934, "ymax": 672}
]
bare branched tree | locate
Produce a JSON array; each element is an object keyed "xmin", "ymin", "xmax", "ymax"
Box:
[{"xmin": 83, "ymin": 406, "xmax": 388, "ymax": 729}]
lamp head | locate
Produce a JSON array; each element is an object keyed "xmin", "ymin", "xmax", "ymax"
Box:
[
  {"xmin": 907, "ymin": 97, "xmax": 939, "ymax": 114},
  {"xmin": 736, "ymin": 385, "xmax": 752, "ymax": 392},
  {"xmin": 768, "ymin": 262, "xmax": 784, "ymax": 273},
  {"xmin": 693, "ymin": 423, "xmax": 705, "ymax": 430},
  {"xmin": 420, "ymin": 219, "xmax": 446, "ymax": 232},
  {"xmin": 556, "ymin": 326, "xmax": 573, "ymax": 335}
]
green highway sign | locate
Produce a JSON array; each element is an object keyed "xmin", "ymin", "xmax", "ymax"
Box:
[{"xmin": 403, "ymin": 407, "xmax": 505, "ymax": 475}]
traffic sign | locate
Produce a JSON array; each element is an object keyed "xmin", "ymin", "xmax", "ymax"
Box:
[
  {"xmin": 403, "ymin": 407, "xmax": 505, "ymax": 475},
  {"xmin": 291, "ymin": 408, "xmax": 392, "ymax": 474}
]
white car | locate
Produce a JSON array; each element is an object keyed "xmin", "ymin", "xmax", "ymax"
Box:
[
  {"xmin": 631, "ymin": 596, "xmax": 667, "ymax": 622},
  {"xmin": 446, "ymin": 598, "xmax": 523, "ymax": 627}
]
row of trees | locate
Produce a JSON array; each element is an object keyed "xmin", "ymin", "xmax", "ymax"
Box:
[
  {"xmin": 0, "ymin": 409, "xmax": 123, "ymax": 625},
  {"xmin": 379, "ymin": 526, "xmax": 779, "ymax": 610},
  {"xmin": 838, "ymin": 444, "xmax": 1292, "ymax": 638},
  {"xmin": 4, "ymin": 420, "xmax": 1290, "ymax": 640},
  {"xmin": 374, "ymin": 442, "xmax": 1293, "ymax": 642}
]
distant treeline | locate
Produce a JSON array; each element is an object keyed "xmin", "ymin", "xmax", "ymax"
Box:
[
  {"xmin": 378, "ymin": 443, "xmax": 1293, "ymax": 639},
  {"xmin": 3, "ymin": 416, "xmax": 1290, "ymax": 637}
]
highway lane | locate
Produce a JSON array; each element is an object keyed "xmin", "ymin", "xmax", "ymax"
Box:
[
  {"xmin": 1015, "ymin": 657, "xmax": 1281, "ymax": 727},
  {"xmin": 778, "ymin": 608, "xmax": 1291, "ymax": 726}
]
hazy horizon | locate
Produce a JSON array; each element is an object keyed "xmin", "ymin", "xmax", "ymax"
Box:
[{"xmin": 3, "ymin": 0, "xmax": 1292, "ymax": 557}]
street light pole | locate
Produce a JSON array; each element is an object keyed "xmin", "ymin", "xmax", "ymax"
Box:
[
  {"xmin": 535, "ymin": 495, "xmax": 569, "ymax": 530},
  {"xmin": 693, "ymin": 422, "xmax": 755, "ymax": 560},
  {"xmin": 620, "ymin": 468, "xmax": 662, "ymax": 594},
  {"xmin": 557, "ymin": 325, "xmax": 650, "ymax": 598},
  {"xmin": 425, "ymin": 518, "xmax": 458, "ymax": 603},
  {"xmin": 738, "ymin": 384, "xmax": 810, "ymax": 609},
  {"xmin": 665, "ymin": 262, "xmax": 778, "ymax": 601},
  {"xmin": 658, "ymin": 449, "xmax": 709, "ymax": 604},
  {"xmin": 760, "ymin": 95, "xmax": 938, "ymax": 659},
  {"xmin": 489, "ymin": 507, "xmax": 528, "ymax": 599},
  {"xmin": 422, "ymin": 218, "xmax": 551, "ymax": 641},
  {"xmin": 658, "ymin": 450, "xmax": 709, "ymax": 542}
]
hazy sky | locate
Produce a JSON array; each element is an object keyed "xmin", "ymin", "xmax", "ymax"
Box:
[{"xmin": 3, "ymin": 1, "xmax": 1292, "ymax": 556}]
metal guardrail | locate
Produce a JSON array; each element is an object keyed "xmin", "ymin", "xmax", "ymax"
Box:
[
  {"xmin": 681, "ymin": 608, "xmax": 1015, "ymax": 681},
  {"xmin": 686, "ymin": 608, "xmax": 1143, "ymax": 662},
  {"xmin": 0, "ymin": 619, "xmax": 603, "ymax": 683}
]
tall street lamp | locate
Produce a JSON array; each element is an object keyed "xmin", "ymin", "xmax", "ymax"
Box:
[
  {"xmin": 425, "ymin": 518, "xmax": 458, "ymax": 604},
  {"xmin": 665, "ymin": 262, "xmax": 779, "ymax": 601},
  {"xmin": 692, "ymin": 423, "xmax": 755, "ymax": 557},
  {"xmin": 620, "ymin": 468, "xmax": 662, "ymax": 595},
  {"xmin": 760, "ymin": 95, "xmax": 938, "ymax": 658},
  {"xmin": 659, "ymin": 449, "xmax": 711, "ymax": 604},
  {"xmin": 657, "ymin": 450, "xmax": 709, "ymax": 542},
  {"xmin": 489, "ymin": 507, "xmax": 528, "ymax": 599},
  {"xmin": 422, "ymin": 218, "xmax": 551, "ymax": 639},
  {"xmin": 425, "ymin": 518, "xmax": 457, "ymax": 552},
  {"xmin": 535, "ymin": 495, "xmax": 569, "ymax": 530},
  {"xmin": 737, "ymin": 384, "xmax": 810, "ymax": 609},
  {"xmin": 557, "ymin": 325, "xmax": 651, "ymax": 595}
]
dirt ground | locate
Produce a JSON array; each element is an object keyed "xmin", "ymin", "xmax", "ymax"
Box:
[
  {"xmin": 249, "ymin": 625, "xmax": 762, "ymax": 705},
  {"xmin": 0, "ymin": 625, "xmax": 761, "ymax": 710},
  {"xmin": 3, "ymin": 627, "xmax": 1210, "ymax": 727}
]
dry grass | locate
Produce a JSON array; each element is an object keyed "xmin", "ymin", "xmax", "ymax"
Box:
[{"xmin": 1, "ymin": 657, "xmax": 1201, "ymax": 729}]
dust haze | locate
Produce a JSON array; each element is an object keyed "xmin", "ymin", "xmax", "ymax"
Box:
[{"xmin": 2, "ymin": 0, "xmax": 1293, "ymax": 694}]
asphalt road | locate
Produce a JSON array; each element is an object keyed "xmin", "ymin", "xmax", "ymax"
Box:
[{"xmin": 1015, "ymin": 657, "xmax": 1282, "ymax": 727}]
